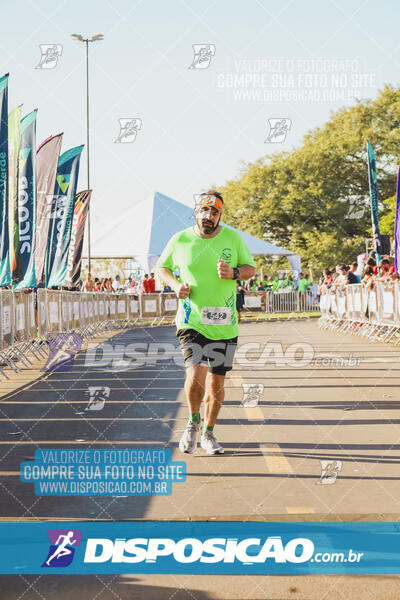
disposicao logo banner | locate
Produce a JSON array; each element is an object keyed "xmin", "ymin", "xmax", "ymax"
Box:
[{"xmin": 0, "ymin": 522, "xmax": 400, "ymax": 574}]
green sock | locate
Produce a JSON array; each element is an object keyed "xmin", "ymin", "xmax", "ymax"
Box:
[
  {"xmin": 190, "ymin": 412, "xmax": 200, "ymax": 424},
  {"xmin": 202, "ymin": 424, "xmax": 214, "ymax": 434}
]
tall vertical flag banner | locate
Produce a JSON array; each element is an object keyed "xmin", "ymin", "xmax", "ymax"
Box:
[
  {"xmin": 0, "ymin": 74, "xmax": 9, "ymax": 286},
  {"xmin": 13, "ymin": 109, "xmax": 37, "ymax": 289},
  {"xmin": 8, "ymin": 105, "xmax": 22, "ymax": 283},
  {"xmin": 35, "ymin": 133, "xmax": 63, "ymax": 284},
  {"xmin": 64, "ymin": 189, "xmax": 92, "ymax": 287},
  {"xmin": 366, "ymin": 140, "xmax": 382, "ymax": 264},
  {"xmin": 394, "ymin": 166, "xmax": 400, "ymax": 273},
  {"xmin": 45, "ymin": 145, "xmax": 83, "ymax": 287}
]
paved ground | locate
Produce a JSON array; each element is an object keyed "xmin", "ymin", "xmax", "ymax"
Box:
[{"xmin": 1, "ymin": 319, "xmax": 400, "ymax": 598}]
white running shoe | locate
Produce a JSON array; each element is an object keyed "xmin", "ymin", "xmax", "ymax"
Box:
[
  {"xmin": 200, "ymin": 430, "xmax": 224, "ymax": 455},
  {"xmin": 179, "ymin": 420, "xmax": 200, "ymax": 453}
]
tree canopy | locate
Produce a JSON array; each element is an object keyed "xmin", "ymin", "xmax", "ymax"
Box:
[{"xmin": 218, "ymin": 85, "xmax": 400, "ymax": 276}]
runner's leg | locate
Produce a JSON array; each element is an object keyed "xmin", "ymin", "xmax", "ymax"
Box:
[
  {"xmin": 185, "ymin": 363, "xmax": 207, "ymax": 414},
  {"xmin": 204, "ymin": 372, "xmax": 225, "ymax": 426}
]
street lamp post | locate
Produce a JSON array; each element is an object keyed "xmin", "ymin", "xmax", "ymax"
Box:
[{"xmin": 71, "ymin": 33, "xmax": 104, "ymax": 274}]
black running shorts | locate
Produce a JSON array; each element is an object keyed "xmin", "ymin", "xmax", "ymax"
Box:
[{"xmin": 176, "ymin": 328, "xmax": 238, "ymax": 375}]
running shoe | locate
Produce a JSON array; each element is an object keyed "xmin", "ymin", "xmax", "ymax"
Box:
[
  {"xmin": 179, "ymin": 420, "xmax": 200, "ymax": 453},
  {"xmin": 200, "ymin": 430, "xmax": 224, "ymax": 455}
]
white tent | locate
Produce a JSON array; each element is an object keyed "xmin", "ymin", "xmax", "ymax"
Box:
[{"xmin": 92, "ymin": 192, "xmax": 301, "ymax": 274}]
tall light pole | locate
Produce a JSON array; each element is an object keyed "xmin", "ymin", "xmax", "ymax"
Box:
[{"xmin": 71, "ymin": 33, "xmax": 104, "ymax": 274}]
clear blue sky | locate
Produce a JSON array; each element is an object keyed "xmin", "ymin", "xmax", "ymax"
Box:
[{"xmin": 1, "ymin": 0, "xmax": 399, "ymax": 255}]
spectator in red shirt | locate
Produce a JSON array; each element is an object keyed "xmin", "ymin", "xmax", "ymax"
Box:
[
  {"xmin": 142, "ymin": 274, "xmax": 150, "ymax": 293},
  {"xmin": 148, "ymin": 273, "xmax": 156, "ymax": 293}
]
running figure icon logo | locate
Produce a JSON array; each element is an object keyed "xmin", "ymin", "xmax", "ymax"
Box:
[
  {"xmin": 43, "ymin": 333, "xmax": 82, "ymax": 372},
  {"xmin": 188, "ymin": 44, "xmax": 216, "ymax": 69},
  {"xmin": 35, "ymin": 44, "xmax": 63, "ymax": 69},
  {"xmin": 317, "ymin": 460, "xmax": 342, "ymax": 485},
  {"xmin": 42, "ymin": 529, "xmax": 82, "ymax": 567},
  {"xmin": 85, "ymin": 386, "xmax": 110, "ymax": 411},
  {"xmin": 241, "ymin": 383, "xmax": 264, "ymax": 407},
  {"xmin": 114, "ymin": 118, "xmax": 142, "ymax": 143},
  {"xmin": 265, "ymin": 118, "xmax": 291, "ymax": 143}
]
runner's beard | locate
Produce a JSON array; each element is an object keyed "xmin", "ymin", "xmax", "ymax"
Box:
[{"xmin": 197, "ymin": 215, "xmax": 221, "ymax": 234}]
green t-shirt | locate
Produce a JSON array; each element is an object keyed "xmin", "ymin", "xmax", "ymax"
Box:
[
  {"xmin": 156, "ymin": 226, "xmax": 256, "ymax": 340},
  {"xmin": 297, "ymin": 278, "xmax": 311, "ymax": 292}
]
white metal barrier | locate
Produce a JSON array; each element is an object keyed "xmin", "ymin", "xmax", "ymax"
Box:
[
  {"xmin": 0, "ymin": 288, "xmax": 321, "ymax": 379},
  {"xmin": 319, "ymin": 282, "xmax": 400, "ymax": 343}
]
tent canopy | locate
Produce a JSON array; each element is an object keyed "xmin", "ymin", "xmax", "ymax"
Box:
[{"xmin": 92, "ymin": 192, "xmax": 300, "ymax": 272}]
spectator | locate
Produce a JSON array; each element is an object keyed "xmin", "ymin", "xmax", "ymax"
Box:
[
  {"xmin": 298, "ymin": 272, "xmax": 311, "ymax": 293},
  {"xmin": 112, "ymin": 275, "xmax": 121, "ymax": 292},
  {"xmin": 94, "ymin": 277, "xmax": 101, "ymax": 291},
  {"xmin": 338, "ymin": 264, "xmax": 358, "ymax": 285},
  {"xmin": 81, "ymin": 272, "xmax": 94, "ymax": 292},
  {"xmin": 349, "ymin": 263, "xmax": 361, "ymax": 283},
  {"xmin": 148, "ymin": 272, "xmax": 156, "ymax": 293},
  {"xmin": 257, "ymin": 281, "xmax": 265, "ymax": 291},
  {"xmin": 362, "ymin": 266, "xmax": 375, "ymax": 291},
  {"xmin": 236, "ymin": 280, "xmax": 245, "ymax": 322},
  {"xmin": 317, "ymin": 268, "xmax": 333, "ymax": 297},
  {"xmin": 163, "ymin": 283, "xmax": 172, "ymax": 293},
  {"xmin": 297, "ymin": 272, "xmax": 311, "ymax": 309},
  {"xmin": 142, "ymin": 274, "xmax": 150, "ymax": 293},
  {"xmin": 245, "ymin": 277, "xmax": 255, "ymax": 292},
  {"xmin": 376, "ymin": 259, "xmax": 393, "ymax": 280},
  {"xmin": 265, "ymin": 277, "xmax": 274, "ymax": 290},
  {"xmin": 332, "ymin": 264, "xmax": 343, "ymax": 282}
]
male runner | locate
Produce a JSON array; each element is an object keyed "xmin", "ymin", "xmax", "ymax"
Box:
[{"xmin": 156, "ymin": 191, "xmax": 256, "ymax": 454}]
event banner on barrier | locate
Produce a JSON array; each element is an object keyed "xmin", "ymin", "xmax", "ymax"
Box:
[
  {"xmin": 0, "ymin": 522, "xmax": 400, "ymax": 574},
  {"xmin": 0, "ymin": 73, "xmax": 10, "ymax": 287},
  {"xmin": 45, "ymin": 144, "xmax": 83, "ymax": 287},
  {"xmin": 35, "ymin": 133, "xmax": 63, "ymax": 285},
  {"xmin": 13, "ymin": 109, "xmax": 37, "ymax": 290}
]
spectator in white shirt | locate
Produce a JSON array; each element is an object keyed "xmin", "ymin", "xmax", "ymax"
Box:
[{"xmin": 112, "ymin": 275, "xmax": 121, "ymax": 292}]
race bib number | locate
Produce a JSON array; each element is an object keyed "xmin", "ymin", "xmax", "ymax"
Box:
[{"xmin": 200, "ymin": 306, "xmax": 231, "ymax": 325}]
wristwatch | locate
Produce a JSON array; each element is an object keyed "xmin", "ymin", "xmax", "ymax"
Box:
[{"xmin": 232, "ymin": 267, "xmax": 240, "ymax": 280}]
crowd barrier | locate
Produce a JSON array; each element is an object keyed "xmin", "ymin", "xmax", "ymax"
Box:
[
  {"xmin": 0, "ymin": 289, "xmax": 319, "ymax": 379},
  {"xmin": 318, "ymin": 281, "xmax": 400, "ymax": 343}
]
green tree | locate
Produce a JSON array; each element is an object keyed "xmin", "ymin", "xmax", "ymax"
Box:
[{"xmin": 219, "ymin": 85, "xmax": 400, "ymax": 274}]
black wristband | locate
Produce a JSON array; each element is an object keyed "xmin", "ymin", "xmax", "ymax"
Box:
[{"xmin": 232, "ymin": 267, "xmax": 240, "ymax": 280}]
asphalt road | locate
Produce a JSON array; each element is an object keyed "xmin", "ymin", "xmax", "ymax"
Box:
[{"xmin": 1, "ymin": 319, "xmax": 400, "ymax": 598}]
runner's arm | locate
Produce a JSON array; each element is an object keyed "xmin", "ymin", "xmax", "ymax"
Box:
[
  {"xmin": 218, "ymin": 262, "xmax": 256, "ymax": 280},
  {"xmin": 237, "ymin": 264, "xmax": 256, "ymax": 280},
  {"xmin": 156, "ymin": 267, "xmax": 182, "ymax": 295}
]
